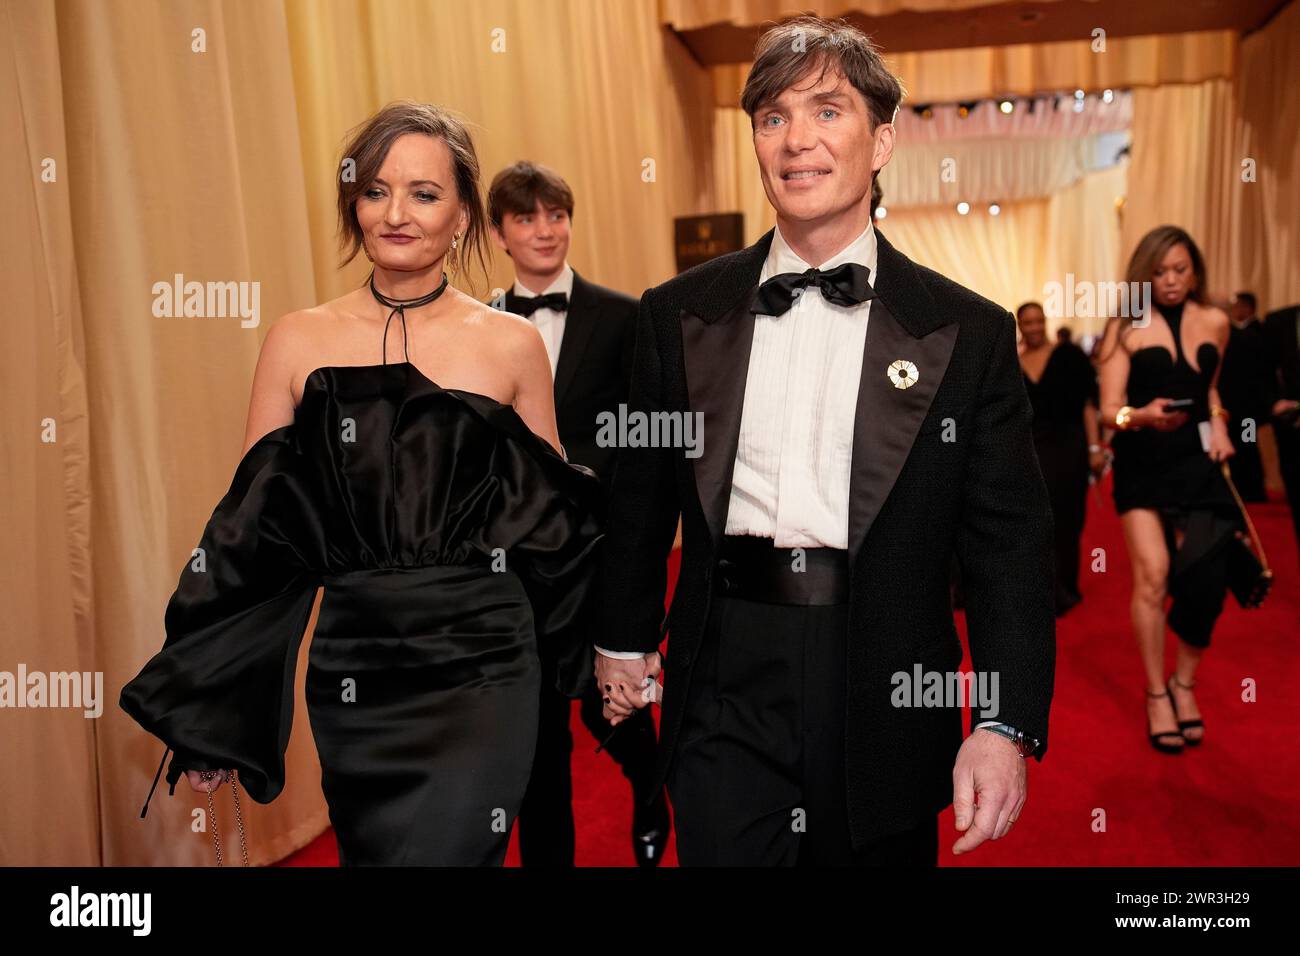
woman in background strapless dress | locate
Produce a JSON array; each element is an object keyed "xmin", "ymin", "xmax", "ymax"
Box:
[
  {"xmin": 120, "ymin": 102, "xmax": 605, "ymax": 865},
  {"xmin": 1097, "ymin": 225, "xmax": 1236, "ymax": 756}
]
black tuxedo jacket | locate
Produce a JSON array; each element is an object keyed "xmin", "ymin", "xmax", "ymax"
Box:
[
  {"xmin": 599, "ymin": 227, "xmax": 1056, "ymax": 848},
  {"xmin": 513, "ymin": 271, "xmax": 637, "ymax": 490}
]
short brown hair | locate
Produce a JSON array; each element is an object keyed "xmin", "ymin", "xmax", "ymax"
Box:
[
  {"xmin": 336, "ymin": 101, "xmax": 489, "ymax": 292},
  {"xmin": 487, "ymin": 161, "xmax": 575, "ymax": 232},
  {"xmin": 741, "ymin": 16, "xmax": 904, "ymax": 131}
]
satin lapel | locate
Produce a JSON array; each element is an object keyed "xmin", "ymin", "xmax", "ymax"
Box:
[
  {"xmin": 681, "ymin": 295, "xmax": 757, "ymax": 548},
  {"xmin": 847, "ymin": 291, "xmax": 958, "ymax": 564},
  {"xmin": 552, "ymin": 272, "xmax": 597, "ymax": 406}
]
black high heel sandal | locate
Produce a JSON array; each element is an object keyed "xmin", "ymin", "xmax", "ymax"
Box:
[
  {"xmin": 1168, "ymin": 676, "xmax": 1204, "ymax": 745},
  {"xmin": 1145, "ymin": 688, "xmax": 1185, "ymax": 754}
]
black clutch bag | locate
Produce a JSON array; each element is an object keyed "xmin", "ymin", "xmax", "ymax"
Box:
[{"xmin": 1220, "ymin": 463, "xmax": 1273, "ymax": 609}]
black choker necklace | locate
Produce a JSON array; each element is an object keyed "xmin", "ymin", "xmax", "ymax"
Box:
[{"xmin": 369, "ymin": 271, "xmax": 449, "ymax": 365}]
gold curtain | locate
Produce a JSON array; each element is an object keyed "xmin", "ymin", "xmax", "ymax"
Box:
[
  {"xmin": 286, "ymin": 0, "xmax": 716, "ymax": 305},
  {"xmin": 1122, "ymin": 0, "xmax": 1300, "ymax": 311},
  {"xmin": 663, "ymin": 0, "xmax": 1024, "ymax": 28},
  {"xmin": 878, "ymin": 164, "xmax": 1127, "ymax": 331},
  {"xmin": 710, "ymin": 29, "xmax": 1237, "ymax": 106},
  {"xmin": 1, "ymin": 0, "xmax": 99, "ymax": 867},
  {"xmin": 2, "ymin": 0, "xmax": 716, "ymax": 866},
  {"xmin": 878, "ymin": 134, "xmax": 1099, "ymax": 206}
]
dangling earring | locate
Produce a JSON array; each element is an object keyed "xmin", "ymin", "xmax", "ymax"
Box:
[
  {"xmin": 362, "ymin": 236, "xmax": 374, "ymax": 263},
  {"xmin": 449, "ymin": 231, "xmax": 461, "ymax": 272}
]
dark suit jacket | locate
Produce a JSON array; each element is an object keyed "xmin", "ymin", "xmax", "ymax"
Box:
[
  {"xmin": 532, "ymin": 270, "xmax": 638, "ymax": 490},
  {"xmin": 1263, "ymin": 305, "xmax": 1300, "ymax": 405},
  {"xmin": 599, "ymin": 227, "xmax": 1056, "ymax": 848},
  {"xmin": 1220, "ymin": 319, "xmax": 1274, "ymax": 419}
]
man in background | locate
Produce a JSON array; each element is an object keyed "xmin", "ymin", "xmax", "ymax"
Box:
[
  {"xmin": 488, "ymin": 161, "xmax": 669, "ymax": 866},
  {"xmin": 1221, "ymin": 292, "xmax": 1272, "ymax": 501}
]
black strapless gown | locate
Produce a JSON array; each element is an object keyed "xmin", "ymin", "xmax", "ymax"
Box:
[
  {"xmin": 1111, "ymin": 303, "xmax": 1232, "ymax": 515},
  {"xmin": 1110, "ymin": 302, "xmax": 1239, "ymax": 647},
  {"xmin": 120, "ymin": 361, "xmax": 605, "ymax": 865}
]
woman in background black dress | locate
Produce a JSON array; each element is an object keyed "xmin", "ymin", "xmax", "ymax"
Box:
[
  {"xmin": 1097, "ymin": 225, "xmax": 1235, "ymax": 755},
  {"xmin": 120, "ymin": 102, "xmax": 605, "ymax": 864},
  {"xmin": 1017, "ymin": 301, "xmax": 1103, "ymax": 615}
]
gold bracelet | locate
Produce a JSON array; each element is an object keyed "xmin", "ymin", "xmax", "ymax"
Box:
[
  {"xmin": 1114, "ymin": 405, "xmax": 1134, "ymax": 430},
  {"xmin": 1210, "ymin": 405, "xmax": 1229, "ymax": 420}
]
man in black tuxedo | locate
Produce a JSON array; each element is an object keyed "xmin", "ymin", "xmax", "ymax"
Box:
[
  {"xmin": 1263, "ymin": 303, "xmax": 1300, "ymax": 558},
  {"xmin": 598, "ymin": 16, "xmax": 1055, "ymax": 865},
  {"xmin": 1221, "ymin": 292, "xmax": 1272, "ymax": 501},
  {"xmin": 487, "ymin": 161, "xmax": 669, "ymax": 866}
]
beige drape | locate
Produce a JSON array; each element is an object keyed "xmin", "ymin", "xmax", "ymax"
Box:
[
  {"xmin": 285, "ymin": 0, "xmax": 716, "ymax": 305},
  {"xmin": 663, "ymin": 0, "xmax": 1034, "ymax": 27},
  {"xmin": 710, "ymin": 29, "xmax": 1238, "ymax": 106},
  {"xmin": 879, "ymin": 135, "xmax": 1102, "ymax": 207},
  {"xmin": 1, "ymin": 0, "xmax": 99, "ymax": 868},
  {"xmin": 1122, "ymin": 1, "xmax": 1300, "ymax": 311},
  {"xmin": 3, "ymin": 0, "xmax": 717, "ymax": 866},
  {"xmin": 880, "ymin": 164, "xmax": 1128, "ymax": 329}
]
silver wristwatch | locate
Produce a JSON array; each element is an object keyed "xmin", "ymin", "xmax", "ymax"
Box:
[{"xmin": 979, "ymin": 722, "xmax": 1040, "ymax": 759}]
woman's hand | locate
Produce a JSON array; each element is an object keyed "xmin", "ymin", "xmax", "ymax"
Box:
[
  {"xmin": 1208, "ymin": 417, "xmax": 1235, "ymax": 462},
  {"xmin": 185, "ymin": 769, "xmax": 229, "ymax": 794},
  {"xmin": 1088, "ymin": 447, "xmax": 1108, "ymax": 479},
  {"xmin": 1132, "ymin": 397, "xmax": 1189, "ymax": 432}
]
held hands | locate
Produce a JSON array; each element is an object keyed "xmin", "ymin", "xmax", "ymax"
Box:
[
  {"xmin": 951, "ymin": 729, "xmax": 1027, "ymax": 855},
  {"xmin": 596, "ymin": 651, "xmax": 662, "ymax": 726}
]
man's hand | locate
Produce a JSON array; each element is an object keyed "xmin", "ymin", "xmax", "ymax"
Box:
[
  {"xmin": 951, "ymin": 729, "xmax": 1027, "ymax": 855},
  {"xmin": 596, "ymin": 651, "xmax": 662, "ymax": 726}
]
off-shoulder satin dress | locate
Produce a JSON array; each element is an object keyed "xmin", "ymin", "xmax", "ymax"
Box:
[{"xmin": 120, "ymin": 338, "xmax": 605, "ymax": 865}]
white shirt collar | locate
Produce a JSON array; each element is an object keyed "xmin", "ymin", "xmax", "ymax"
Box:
[
  {"xmin": 762, "ymin": 221, "xmax": 879, "ymax": 283},
  {"xmin": 513, "ymin": 262, "xmax": 574, "ymax": 298}
]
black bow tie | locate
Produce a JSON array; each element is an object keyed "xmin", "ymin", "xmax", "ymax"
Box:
[
  {"xmin": 505, "ymin": 291, "xmax": 569, "ymax": 317},
  {"xmin": 750, "ymin": 262, "xmax": 876, "ymax": 316}
]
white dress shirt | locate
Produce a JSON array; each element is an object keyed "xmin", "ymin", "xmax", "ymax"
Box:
[
  {"xmin": 596, "ymin": 223, "xmax": 877, "ymax": 662},
  {"xmin": 512, "ymin": 263, "xmax": 573, "ymax": 379},
  {"xmin": 724, "ymin": 221, "xmax": 876, "ymax": 548}
]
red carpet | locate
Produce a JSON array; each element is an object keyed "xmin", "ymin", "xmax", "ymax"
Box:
[{"xmin": 281, "ymin": 475, "xmax": 1300, "ymax": 866}]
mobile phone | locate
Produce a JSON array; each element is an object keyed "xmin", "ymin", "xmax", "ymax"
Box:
[{"xmin": 1162, "ymin": 398, "xmax": 1195, "ymax": 411}]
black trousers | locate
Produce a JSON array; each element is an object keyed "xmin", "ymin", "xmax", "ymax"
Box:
[
  {"xmin": 1275, "ymin": 421, "xmax": 1300, "ymax": 565},
  {"xmin": 1228, "ymin": 416, "xmax": 1267, "ymax": 501},
  {"xmin": 1034, "ymin": 435, "xmax": 1088, "ymax": 607},
  {"xmin": 667, "ymin": 593, "xmax": 938, "ymax": 866},
  {"xmin": 516, "ymin": 671, "xmax": 659, "ymax": 866}
]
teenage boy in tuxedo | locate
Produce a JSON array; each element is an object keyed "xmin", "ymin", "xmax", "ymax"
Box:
[{"xmin": 488, "ymin": 161, "xmax": 669, "ymax": 866}]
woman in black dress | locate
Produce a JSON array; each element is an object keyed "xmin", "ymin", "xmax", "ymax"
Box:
[
  {"xmin": 1016, "ymin": 302, "xmax": 1103, "ymax": 615},
  {"xmin": 120, "ymin": 102, "xmax": 605, "ymax": 864},
  {"xmin": 1097, "ymin": 225, "xmax": 1235, "ymax": 754}
]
